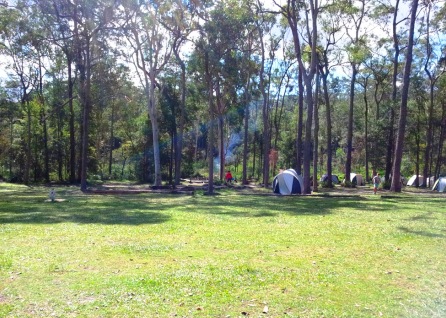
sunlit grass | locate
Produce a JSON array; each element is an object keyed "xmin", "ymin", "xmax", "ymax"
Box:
[{"xmin": 0, "ymin": 183, "xmax": 445, "ymax": 317}]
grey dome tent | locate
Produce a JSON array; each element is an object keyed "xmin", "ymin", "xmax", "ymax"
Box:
[
  {"xmin": 273, "ymin": 169, "xmax": 303, "ymax": 195},
  {"xmin": 432, "ymin": 177, "xmax": 446, "ymax": 192},
  {"xmin": 320, "ymin": 174, "xmax": 340, "ymax": 184}
]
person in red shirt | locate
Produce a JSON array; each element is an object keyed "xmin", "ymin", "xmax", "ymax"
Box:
[{"xmin": 225, "ymin": 170, "xmax": 233, "ymax": 184}]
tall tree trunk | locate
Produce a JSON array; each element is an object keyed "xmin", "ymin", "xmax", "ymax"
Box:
[
  {"xmin": 148, "ymin": 76, "xmax": 162, "ymax": 186},
  {"xmin": 173, "ymin": 48, "xmax": 186, "ymax": 186},
  {"xmin": 258, "ymin": 27, "xmax": 270, "ymax": 187},
  {"xmin": 108, "ymin": 100, "xmax": 114, "ymax": 176},
  {"xmin": 68, "ymin": 57, "xmax": 76, "ymax": 183},
  {"xmin": 363, "ymin": 78, "xmax": 369, "ymax": 182},
  {"xmin": 345, "ymin": 64, "xmax": 358, "ymax": 182},
  {"xmin": 434, "ymin": 104, "xmax": 446, "ymax": 177},
  {"xmin": 242, "ymin": 95, "xmax": 250, "ymax": 184},
  {"xmin": 24, "ymin": 100, "xmax": 31, "ymax": 185},
  {"xmin": 391, "ymin": 0, "xmax": 419, "ymax": 192},
  {"xmin": 422, "ymin": 3, "xmax": 434, "ymax": 187},
  {"xmin": 312, "ymin": 71, "xmax": 320, "ymax": 192},
  {"xmin": 80, "ymin": 39, "xmax": 91, "ymax": 192},
  {"xmin": 218, "ymin": 115, "xmax": 225, "ymax": 181},
  {"xmin": 205, "ymin": 52, "xmax": 215, "ymax": 194},
  {"xmin": 303, "ymin": 76, "xmax": 314, "ymax": 194},
  {"xmin": 296, "ymin": 70, "xmax": 304, "ymax": 175},
  {"xmin": 242, "ymin": 37, "xmax": 253, "ymax": 185},
  {"xmin": 386, "ymin": 0, "xmax": 401, "ymax": 182},
  {"xmin": 321, "ymin": 71, "xmax": 333, "ymax": 187}
]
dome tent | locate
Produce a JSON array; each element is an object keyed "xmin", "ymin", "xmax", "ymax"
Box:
[
  {"xmin": 432, "ymin": 177, "xmax": 446, "ymax": 192},
  {"xmin": 407, "ymin": 175, "xmax": 426, "ymax": 187},
  {"xmin": 320, "ymin": 174, "xmax": 340, "ymax": 184},
  {"xmin": 273, "ymin": 169, "xmax": 303, "ymax": 195},
  {"xmin": 348, "ymin": 173, "xmax": 364, "ymax": 186}
]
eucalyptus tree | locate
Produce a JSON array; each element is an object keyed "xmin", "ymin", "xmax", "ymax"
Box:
[
  {"xmin": 391, "ymin": 0, "xmax": 419, "ymax": 192},
  {"xmin": 191, "ymin": 0, "xmax": 260, "ymax": 191},
  {"xmin": 339, "ymin": 0, "xmax": 371, "ymax": 183},
  {"xmin": 279, "ymin": 0, "xmax": 320, "ymax": 194},
  {"xmin": 121, "ymin": 0, "xmax": 173, "ymax": 186},
  {"xmin": 371, "ymin": 0, "xmax": 412, "ymax": 182},
  {"xmin": 38, "ymin": 0, "xmax": 79, "ymax": 183},
  {"xmin": 362, "ymin": 56, "xmax": 392, "ymax": 179},
  {"xmin": 421, "ymin": 1, "xmax": 446, "ymax": 184},
  {"xmin": 254, "ymin": 0, "xmax": 281, "ymax": 187},
  {"xmin": 317, "ymin": 1, "xmax": 343, "ymax": 188},
  {"xmin": 161, "ymin": 0, "xmax": 196, "ymax": 186},
  {"xmin": 37, "ymin": 0, "xmax": 119, "ymax": 190},
  {"xmin": 190, "ymin": 0, "xmax": 219, "ymax": 194},
  {"xmin": 0, "ymin": 2, "xmax": 41, "ymax": 184},
  {"xmin": 240, "ymin": 14, "xmax": 260, "ymax": 185},
  {"xmin": 209, "ymin": 2, "xmax": 249, "ymax": 181}
]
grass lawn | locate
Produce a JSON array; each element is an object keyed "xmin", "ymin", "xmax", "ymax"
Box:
[{"xmin": 0, "ymin": 183, "xmax": 445, "ymax": 317}]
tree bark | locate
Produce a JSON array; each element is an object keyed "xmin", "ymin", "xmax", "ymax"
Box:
[
  {"xmin": 391, "ymin": 0, "xmax": 419, "ymax": 192},
  {"xmin": 345, "ymin": 64, "xmax": 358, "ymax": 182}
]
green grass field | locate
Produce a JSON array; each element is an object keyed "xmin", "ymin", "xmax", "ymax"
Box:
[{"xmin": 0, "ymin": 183, "xmax": 445, "ymax": 317}]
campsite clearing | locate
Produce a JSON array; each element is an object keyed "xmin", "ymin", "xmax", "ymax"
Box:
[{"xmin": 0, "ymin": 183, "xmax": 445, "ymax": 317}]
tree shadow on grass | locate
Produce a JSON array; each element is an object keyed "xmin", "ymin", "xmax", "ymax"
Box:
[
  {"xmin": 0, "ymin": 193, "xmax": 171, "ymax": 225},
  {"xmin": 191, "ymin": 194, "xmax": 384, "ymax": 217},
  {"xmin": 397, "ymin": 226, "xmax": 446, "ymax": 238}
]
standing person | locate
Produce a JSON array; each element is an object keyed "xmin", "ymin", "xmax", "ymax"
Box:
[
  {"xmin": 372, "ymin": 173, "xmax": 380, "ymax": 194},
  {"xmin": 225, "ymin": 170, "xmax": 233, "ymax": 184}
]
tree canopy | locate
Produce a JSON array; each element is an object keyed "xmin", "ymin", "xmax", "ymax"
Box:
[{"xmin": 1, "ymin": 0, "xmax": 445, "ymax": 193}]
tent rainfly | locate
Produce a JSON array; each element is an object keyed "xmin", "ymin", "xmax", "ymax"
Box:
[
  {"xmin": 320, "ymin": 174, "xmax": 340, "ymax": 184},
  {"xmin": 432, "ymin": 177, "xmax": 446, "ymax": 192},
  {"xmin": 273, "ymin": 169, "xmax": 303, "ymax": 195}
]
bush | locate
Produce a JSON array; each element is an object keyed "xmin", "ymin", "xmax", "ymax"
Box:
[
  {"xmin": 341, "ymin": 180, "xmax": 355, "ymax": 188},
  {"xmin": 321, "ymin": 181, "xmax": 334, "ymax": 188}
]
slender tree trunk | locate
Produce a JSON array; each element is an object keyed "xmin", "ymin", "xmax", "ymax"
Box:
[
  {"xmin": 322, "ymin": 72, "xmax": 333, "ymax": 187},
  {"xmin": 109, "ymin": 100, "xmax": 114, "ymax": 176},
  {"xmin": 422, "ymin": 3, "xmax": 434, "ymax": 187},
  {"xmin": 252, "ymin": 131, "xmax": 257, "ymax": 179},
  {"xmin": 42, "ymin": 109, "xmax": 50, "ymax": 183},
  {"xmin": 363, "ymin": 79, "xmax": 369, "ymax": 182},
  {"xmin": 174, "ymin": 49, "xmax": 186, "ymax": 186},
  {"xmin": 205, "ymin": 52, "xmax": 215, "ymax": 194},
  {"xmin": 242, "ymin": 98, "xmax": 250, "ymax": 184},
  {"xmin": 24, "ymin": 100, "xmax": 31, "ymax": 184},
  {"xmin": 435, "ymin": 104, "xmax": 446, "ymax": 177},
  {"xmin": 257, "ymin": 24, "xmax": 270, "ymax": 187},
  {"xmin": 218, "ymin": 115, "xmax": 225, "ymax": 181},
  {"xmin": 386, "ymin": 0, "xmax": 401, "ymax": 182},
  {"xmin": 312, "ymin": 72, "xmax": 320, "ymax": 192},
  {"xmin": 345, "ymin": 65, "xmax": 358, "ymax": 182},
  {"xmin": 391, "ymin": 0, "xmax": 419, "ymax": 192},
  {"xmin": 38, "ymin": 58, "xmax": 50, "ymax": 183},
  {"xmin": 296, "ymin": 70, "xmax": 304, "ymax": 174},
  {"xmin": 68, "ymin": 58, "xmax": 76, "ymax": 183},
  {"xmin": 303, "ymin": 77, "xmax": 314, "ymax": 194},
  {"xmin": 80, "ymin": 40, "xmax": 91, "ymax": 192},
  {"xmin": 148, "ymin": 75, "xmax": 162, "ymax": 186}
]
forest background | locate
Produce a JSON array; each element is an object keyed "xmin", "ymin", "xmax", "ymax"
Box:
[{"xmin": 0, "ymin": 0, "xmax": 445, "ymax": 194}]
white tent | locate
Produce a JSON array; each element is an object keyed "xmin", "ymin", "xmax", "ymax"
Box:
[
  {"xmin": 273, "ymin": 169, "xmax": 303, "ymax": 195},
  {"xmin": 432, "ymin": 177, "xmax": 446, "ymax": 192},
  {"xmin": 350, "ymin": 173, "xmax": 364, "ymax": 186},
  {"xmin": 407, "ymin": 175, "xmax": 425, "ymax": 187}
]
